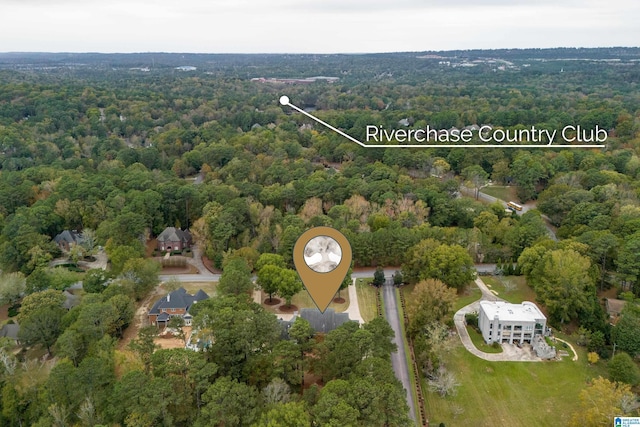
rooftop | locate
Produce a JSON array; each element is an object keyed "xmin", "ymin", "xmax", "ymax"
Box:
[{"xmin": 480, "ymin": 300, "xmax": 546, "ymax": 322}]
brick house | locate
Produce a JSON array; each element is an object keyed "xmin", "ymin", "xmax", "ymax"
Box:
[
  {"xmin": 148, "ymin": 287, "xmax": 209, "ymax": 327},
  {"xmin": 157, "ymin": 227, "xmax": 192, "ymax": 252},
  {"xmin": 53, "ymin": 230, "xmax": 84, "ymax": 252}
]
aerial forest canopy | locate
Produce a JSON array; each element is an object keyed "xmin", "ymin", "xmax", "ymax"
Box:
[{"xmin": 0, "ymin": 48, "xmax": 639, "ymax": 425}]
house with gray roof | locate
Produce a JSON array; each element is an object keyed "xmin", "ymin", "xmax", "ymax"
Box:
[
  {"xmin": 157, "ymin": 227, "xmax": 192, "ymax": 252},
  {"xmin": 0, "ymin": 323, "xmax": 20, "ymax": 344},
  {"xmin": 281, "ymin": 308, "xmax": 353, "ymax": 337},
  {"xmin": 148, "ymin": 287, "xmax": 208, "ymax": 327},
  {"xmin": 53, "ymin": 230, "xmax": 84, "ymax": 252}
]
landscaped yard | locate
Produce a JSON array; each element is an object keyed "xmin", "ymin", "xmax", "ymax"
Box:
[
  {"xmin": 466, "ymin": 325, "xmax": 503, "ymax": 353},
  {"xmin": 261, "ymin": 288, "xmax": 350, "ymax": 314},
  {"xmin": 292, "ymin": 289, "xmax": 350, "ymax": 312},
  {"xmin": 481, "ymin": 275, "xmax": 537, "ymax": 304},
  {"xmin": 423, "ymin": 340, "xmax": 608, "ymax": 426}
]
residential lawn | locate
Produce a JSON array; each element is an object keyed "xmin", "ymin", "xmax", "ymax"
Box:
[
  {"xmin": 481, "ymin": 185, "xmax": 518, "ymax": 203},
  {"xmin": 481, "ymin": 275, "xmax": 537, "ymax": 304},
  {"xmin": 423, "ymin": 341, "xmax": 609, "ymax": 427},
  {"xmin": 355, "ymin": 279, "xmax": 378, "ymax": 322},
  {"xmin": 455, "ymin": 285, "xmax": 482, "ymax": 311},
  {"xmin": 177, "ymin": 281, "xmax": 218, "ymax": 296},
  {"xmin": 288, "ymin": 288, "xmax": 350, "ymax": 313},
  {"xmin": 466, "ymin": 325, "xmax": 503, "ymax": 353}
]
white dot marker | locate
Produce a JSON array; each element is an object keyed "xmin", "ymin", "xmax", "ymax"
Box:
[{"xmin": 279, "ymin": 96, "xmax": 290, "ymax": 106}]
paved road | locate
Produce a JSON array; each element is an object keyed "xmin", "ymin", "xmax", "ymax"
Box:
[{"xmin": 382, "ymin": 281, "xmax": 417, "ymax": 424}]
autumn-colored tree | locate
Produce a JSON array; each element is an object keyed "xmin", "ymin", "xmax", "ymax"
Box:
[
  {"xmin": 406, "ymin": 278, "xmax": 457, "ymax": 338},
  {"xmin": 568, "ymin": 377, "xmax": 636, "ymax": 427}
]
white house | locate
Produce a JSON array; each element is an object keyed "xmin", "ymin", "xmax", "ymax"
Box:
[{"xmin": 478, "ymin": 301, "xmax": 547, "ymax": 345}]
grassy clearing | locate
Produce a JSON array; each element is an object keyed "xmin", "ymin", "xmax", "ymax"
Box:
[
  {"xmin": 178, "ymin": 281, "xmax": 218, "ymax": 296},
  {"xmin": 455, "ymin": 286, "xmax": 482, "ymax": 311},
  {"xmin": 466, "ymin": 325, "xmax": 502, "ymax": 353},
  {"xmin": 481, "ymin": 185, "xmax": 518, "ymax": 202},
  {"xmin": 355, "ymin": 279, "xmax": 378, "ymax": 322},
  {"xmin": 481, "ymin": 275, "xmax": 536, "ymax": 304},
  {"xmin": 424, "ymin": 340, "xmax": 608, "ymax": 427}
]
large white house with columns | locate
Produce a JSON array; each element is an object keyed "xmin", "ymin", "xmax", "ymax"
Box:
[{"xmin": 478, "ymin": 301, "xmax": 547, "ymax": 345}]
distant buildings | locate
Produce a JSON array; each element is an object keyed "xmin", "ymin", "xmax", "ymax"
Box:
[
  {"xmin": 251, "ymin": 76, "xmax": 339, "ymax": 84},
  {"xmin": 175, "ymin": 66, "xmax": 197, "ymax": 71}
]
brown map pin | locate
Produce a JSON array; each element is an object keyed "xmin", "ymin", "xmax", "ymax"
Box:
[{"xmin": 293, "ymin": 227, "xmax": 352, "ymax": 313}]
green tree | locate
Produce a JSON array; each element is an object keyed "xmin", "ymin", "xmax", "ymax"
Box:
[
  {"xmin": 617, "ymin": 232, "xmax": 640, "ymax": 295},
  {"xmin": 255, "ymin": 253, "xmax": 286, "ymax": 271},
  {"xmin": 613, "ymin": 304, "xmax": 640, "ymax": 357},
  {"xmin": 196, "ymin": 377, "xmax": 260, "ymax": 427},
  {"xmin": 253, "ymin": 401, "xmax": 309, "ymax": 427},
  {"xmin": 18, "ymin": 306, "xmax": 65, "ymax": 355},
  {"xmin": 372, "ymin": 266, "xmax": 385, "ymax": 287},
  {"xmin": 576, "ymin": 230, "xmax": 618, "ymax": 290},
  {"xmin": 83, "ymin": 269, "xmax": 110, "ymax": 294},
  {"xmin": 17, "ymin": 288, "xmax": 65, "ymax": 322},
  {"xmin": 106, "ymin": 244, "xmax": 144, "ymax": 275},
  {"xmin": 277, "ymin": 268, "xmax": 302, "ymax": 307},
  {"xmin": 192, "ymin": 295, "xmax": 280, "ymax": 380},
  {"xmin": 403, "ymin": 239, "xmax": 474, "ymax": 290},
  {"xmin": 129, "ymin": 326, "xmax": 158, "ymax": 374},
  {"xmin": 256, "ymin": 264, "xmax": 282, "ymax": 303},
  {"xmin": 218, "ymin": 257, "xmax": 254, "ymax": 296},
  {"xmin": 530, "ymin": 249, "xmax": 596, "ymax": 324},
  {"xmin": 608, "ymin": 352, "xmax": 640, "ymax": 386},
  {"xmin": 406, "ymin": 279, "xmax": 457, "ymax": 338},
  {"xmin": 120, "ymin": 258, "xmax": 160, "ymax": 300},
  {"xmin": 0, "ymin": 272, "xmax": 26, "ymax": 306}
]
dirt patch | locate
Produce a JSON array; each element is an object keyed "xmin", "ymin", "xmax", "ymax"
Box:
[
  {"xmin": 155, "ymin": 326, "xmax": 191, "ymax": 350},
  {"xmin": 333, "ymin": 297, "xmax": 346, "ymax": 304},
  {"xmin": 146, "ymin": 238, "xmax": 158, "ymax": 257},
  {"xmin": 0, "ymin": 304, "xmax": 9, "ymax": 322},
  {"xmin": 279, "ymin": 304, "xmax": 299, "ymax": 313},
  {"xmin": 303, "ymin": 371, "xmax": 324, "ymax": 390},
  {"xmin": 264, "ymin": 297, "xmax": 281, "ymax": 306}
]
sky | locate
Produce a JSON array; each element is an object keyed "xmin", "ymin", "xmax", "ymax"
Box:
[{"xmin": 2, "ymin": 0, "xmax": 639, "ymax": 53}]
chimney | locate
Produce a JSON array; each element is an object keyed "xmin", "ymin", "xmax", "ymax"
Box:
[{"xmin": 167, "ymin": 293, "xmax": 171, "ymax": 302}]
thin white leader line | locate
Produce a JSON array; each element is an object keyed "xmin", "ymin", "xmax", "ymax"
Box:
[{"xmin": 279, "ymin": 96, "xmax": 606, "ymax": 149}]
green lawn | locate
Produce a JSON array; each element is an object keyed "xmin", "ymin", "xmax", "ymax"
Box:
[
  {"xmin": 466, "ymin": 325, "xmax": 502, "ymax": 353},
  {"xmin": 178, "ymin": 281, "xmax": 218, "ymax": 296},
  {"xmin": 355, "ymin": 279, "xmax": 378, "ymax": 322},
  {"xmin": 290, "ymin": 288, "xmax": 350, "ymax": 313},
  {"xmin": 481, "ymin": 275, "xmax": 537, "ymax": 304},
  {"xmin": 454, "ymin": 286, "xmax": 482, "ymax": 311},
  {"xmin": 424, "ymin": 341, "xmax": 608, "ymax": 426},
  {"xmin": 481, "ymin": 185, "xmax": 518, "ymax": 203}
]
